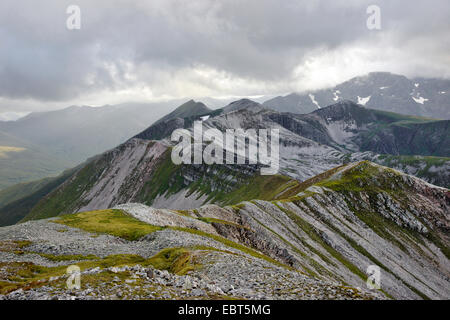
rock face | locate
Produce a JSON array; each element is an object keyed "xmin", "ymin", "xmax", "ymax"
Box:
[
  {"xmin": 0, "ymin": 161, "xmax": 448, "ymax": 300},
  {"xmin": 266, "ymin": 100, "xmax": 449, "ymax": 156},
  {"xmin": 263, "ymin": 72, "xmax": 450, "ymax": 119}
]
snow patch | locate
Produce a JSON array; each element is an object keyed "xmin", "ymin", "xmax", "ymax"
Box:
[
  {"xmin": 412, "ymin": 96, "xmax": 428, "ymax": 104},
  {"xmin": 357, "ymin": 96, "xmax": 371, "ymax": 106},
  {"xmin": 309, "ymin": 94, "xmax": 321, "ymax": 109}
]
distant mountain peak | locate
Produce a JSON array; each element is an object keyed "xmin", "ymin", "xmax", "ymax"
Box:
[
  {"xmin": 221, "ymin": 98, "xmax": 262, "ymax": 114},
  {"xmin": 153, "ymin": 100, "xmax": 211, "ymax": 125},
  {"xmin": 263, "ymin": 72, "xmax": 450, "ymax": 119},
  {"xmin": 310, "ymin": 100, "xmax": 369, "ymax": 120}
]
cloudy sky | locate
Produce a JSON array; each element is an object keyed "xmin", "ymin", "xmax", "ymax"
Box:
[{"xmin": 0, "ymin": 0, "xmax": 449, "ymax": 116}]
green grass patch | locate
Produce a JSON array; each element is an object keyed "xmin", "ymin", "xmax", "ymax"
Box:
[
  {"xmin": 144, "ymin": 247, "xmax": 201, "ymax": 275},
  {"xmin": 54, "ymin": 209, "xmax": 163, "ymax": 241},
  {"xmin": 37, "ymin": 253, "xmax": 98, "ymax": 262}
]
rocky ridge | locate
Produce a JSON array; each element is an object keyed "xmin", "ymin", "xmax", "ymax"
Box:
[{"xmin": 0, "ymin": 161, "xmax": 448, "ymax": 300}]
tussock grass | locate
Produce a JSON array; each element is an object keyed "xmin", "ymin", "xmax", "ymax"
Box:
[{"xmin": 54, "ymin": 209, "xmax": 163, "ymax": 240}]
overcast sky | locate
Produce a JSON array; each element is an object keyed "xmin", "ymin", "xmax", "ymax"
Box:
[{"xmin": 0, "ymin": 0, "xmax": 449, "ymax": 116}]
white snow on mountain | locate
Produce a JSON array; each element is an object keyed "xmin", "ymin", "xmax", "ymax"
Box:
[
  {"xmin": 412, "ymin": 96, "xmax": 429, "ymax": 104},
  {"xmin": 309, "ymin": 94, "xmax": 321, "ymax": 109},
  {"xmin": 357, "ymin": 95, "xmax": 371, "ymax": 105}
]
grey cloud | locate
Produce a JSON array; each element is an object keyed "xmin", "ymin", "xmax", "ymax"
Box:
[{"xmin": 0, "ymin": 0, "xmax": 449, "ymax": 107}]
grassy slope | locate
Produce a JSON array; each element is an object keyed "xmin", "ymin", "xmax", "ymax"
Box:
[
  {"xmin": 262, "ymin": 161, "xmax": 448, "ymax": 299},
  {"xmin": 361, "ymin": 110, "xmax": 449, "ymax": 156},
  {"xmin": 374, "ymin": 154, "xmax": 450, "ymax": 188},
  {"xmin": 0, "ymin": 178, "xmax": 55, "ymax": 208},
  {"xmin": 22, "ymin": 157, "xmax": 105, "ymax": 222},
  {"xmin": 0, "ymin": 131, "xmax": 73, "ymax": 190},
  {"xmin": 370, "ymin": 109, "xmax": 437, "ymax": 123},
  {"xmin": 137, "ymin": 148, "xmax": 302, "ymax": 206},
  {"xmin": 277, "ymin": 161, "xmax": 449, "ymax": 259},
  {"xmin": 0, "ymin": 168, "xmax": 78, "ymax": 227}
]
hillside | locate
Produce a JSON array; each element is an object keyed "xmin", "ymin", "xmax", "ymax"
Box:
[
  {"xmin": 22, "ymin": 139, "xmax": 300, "ymax": 222},
  {"xmin": 0, "ymin": 161, "xmax": 448, "ymax": 300},
  {"xmin": 1, "ymin": 99, "xmax": 448, "ymax": 227},
  {"xmin": 0, "ymin": 168, "xmax": 79, "ymax": 227},
  {"xmin": 268, "ymin": 101, "xmax": 449, "ymax": 156},
  {"xmin": 0, "ymin": 101, "xmax": 184, "ymax": 189}
]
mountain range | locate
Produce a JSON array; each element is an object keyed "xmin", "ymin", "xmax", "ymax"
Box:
[
  {"xmin": 1, "ymin": 72, "xmax": 448, "ymax": 192},
  {"xmin": 264, "ymin": 72, "xmax": 450, "ymax": 119},
  {"xmin": 1, "ymin": 98, "xmax": 448, "ymax": 227},
  {"xmin": 0, "ymin": 74, "xmax": 448, "ymax": 300}
]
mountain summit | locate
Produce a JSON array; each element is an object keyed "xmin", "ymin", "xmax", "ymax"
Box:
[
  {"xmin": 221, "ymin": 99, "xmax": 263, "ymax": 114},
  {"xmin": 264, "ymin": 72, "xmax": 450, "ymax": 119},
  {"xmin": 153, "ymin": 100, "xmax": 210, "ymax": 125}
]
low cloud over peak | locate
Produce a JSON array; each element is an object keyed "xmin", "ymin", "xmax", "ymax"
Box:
[{"xmin": 0, "ymin": 0, "xmax": 449, "ymax": 112}]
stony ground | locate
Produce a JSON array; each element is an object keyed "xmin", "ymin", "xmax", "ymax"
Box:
[
  {"xmin": 4, "ymin": 161, "xmax": 446, "ymax": 300},
  {"xmin": 0, "ymin": 217, "xmax": 380, "ymax": 300}
]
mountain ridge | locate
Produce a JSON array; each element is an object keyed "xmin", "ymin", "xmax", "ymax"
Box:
[
  {"xmin": 0, "ymin": 161, "xmax": 448, "ymax": 299},
  {"xmin": 264, "ymin": 72, "xmax": 450, "ymax": 119},
  {"xmin": 14, "ymin": 100, "xmax": 449, "ymax": 223}
]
